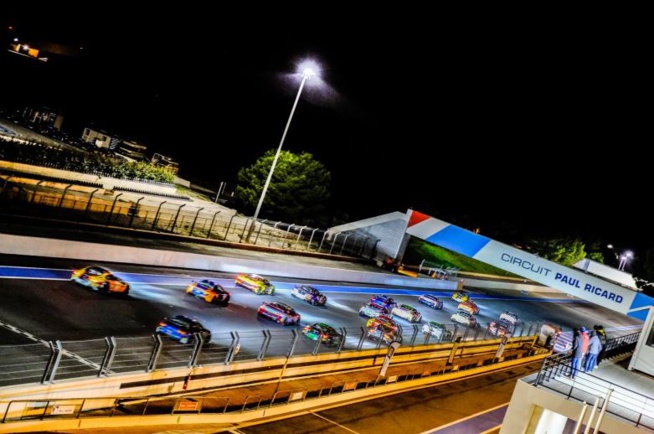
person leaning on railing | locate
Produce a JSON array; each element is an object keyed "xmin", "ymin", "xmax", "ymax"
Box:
[
  {"xmin": 567, "ymin": 328, "xmax": 584, "ymax": 379},
  {"xmin": 584, "ymin": 330, "xmax": 602, "ymax": 372}
]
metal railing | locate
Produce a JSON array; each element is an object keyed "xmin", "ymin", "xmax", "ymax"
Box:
[
  {"xmin": 0, "ymin": 322, "xmax": 544, "ymax": 389},
  {"xmin": 0, "ymin": 176, "xmax": 379, "ymax": 260},
  {"xmin": 533, "ymin": 332, "xmax": 653, "ymax": 430},
  {"xmin": 1, "ymin": 334, "xmax": 545, "ymax": 425}
]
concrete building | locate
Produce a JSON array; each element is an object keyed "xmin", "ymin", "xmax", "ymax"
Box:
[
  {"xmin": 151, "ymin": 152, "xmax": 179, "ymax": 174},
  {"xmin": 22, "ymin": 106, "xmax": 64, "ymax": 130},
  {"xmin": 115, "ymin": 140, "xmax": 148, "ymax": 162},
  {"xmin": 81, "ymin": 126, "xmax": 121, "ymax": 150}
]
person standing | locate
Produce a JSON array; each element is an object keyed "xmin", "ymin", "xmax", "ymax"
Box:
[
  {"xmin": 585, "ymin": 330, "xmax": 602, "ymax": 372},
  {"xmin": 580, "ymin": 326, "xmax": 589, "ymax": 352},
  {"xmin": 579, "ymin": 326, "xmax": 589, "ymax": 369},
  {"xmin": 569, "ymin": 328, "xmax": 584, "ymax": 379},
  {"xmin": 594, "ymin": 324, "xmax": 608, "ymax": 363}
]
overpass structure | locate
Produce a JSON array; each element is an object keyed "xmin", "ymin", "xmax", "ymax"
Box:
[
  {"xmin": 398, "ymin": 210, "xmax": 654, "ymax": 377},
  {"xmin": 402, "ymin": 210, "xmax": 654, "ymax": 320},
  {"xmin": 332, "ymin": 208, "xmax": 654, "ymax": 376}
]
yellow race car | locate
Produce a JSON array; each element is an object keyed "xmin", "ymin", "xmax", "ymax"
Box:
[
  {"xmin": 71, "ymin": 265, "xmax": 130, "ymax": 296},
  {"xmin": 451, "ymin": 290, "xmax": 469, "ymax": 303},
  {"xmin": 234, "ymin": 273, "xmax": 275, "ymax": 295}
]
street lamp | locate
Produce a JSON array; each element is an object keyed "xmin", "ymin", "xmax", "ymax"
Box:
[
  {"xmin": 245, "ymin": 63, "xmax": 318, "ymax": 243},
  {"xmin": 608, "ymin": 245, "xmax": 633, "ymax": 271},
  {"xmin": 618, "ymin": 251, "xmax": 633, "ymax": 271}
]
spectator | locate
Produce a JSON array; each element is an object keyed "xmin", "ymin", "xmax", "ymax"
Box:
[
  {"xmin": 544, "ymin": 333, "xmax": 553, "ymax": 349},
  {"xmin": 594, "ymin": 324, "xmax": 608, "ymax": 363},
  {"xmin": 568, "ymin": 328, "xmax": 584, "ymax": 379},
  {"xmin": 580, "ymin": 326, "xmax": 589, "ymax": 352},
  {"xmin": 579, "ymin": 326, "xmax": 589, "ymax": 366},
  {"xmin": 585, "ymin": 330, "xmax": 602, "ymax": 372}
]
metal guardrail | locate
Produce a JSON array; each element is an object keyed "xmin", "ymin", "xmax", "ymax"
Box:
[
  {"xmin": 1, "ymin": 334, "xmax": 546, "ymax": 425},
  {"xmin": 533, "ymin": 332, "xmax": 653, "ymax": 431},
  {"xmin": 0, "ymin": 322, "xmax": 544, "ymax": 389}
]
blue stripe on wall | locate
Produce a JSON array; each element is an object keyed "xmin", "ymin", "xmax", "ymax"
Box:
[{"xmin": 425, "ymin": 225, "xmax": 491, "ymax": 258}]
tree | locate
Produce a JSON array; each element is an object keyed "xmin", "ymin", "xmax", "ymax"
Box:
[
  {"xmin": 524, "ymin": 236, "xmax": 588, "ymax": 267},
  {"xmin": 234, "ymin": 150, "xmax": 331, "ymax": 226},
  {"xmin": 585, "ymin": 239, "xmax": 605, "ymax": 264},
  {"xmin": 0, "ymin": 137, "xmax": 175, "ymax": 183}
]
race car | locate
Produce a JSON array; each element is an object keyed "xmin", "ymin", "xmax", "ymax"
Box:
[
  {"xmin": 422, "ymin": 321, "xmax": 453, "ymax": 341},
  {"xmin": 366, "ymin": 314, "xmax": 399, "ymax": 331},
  {"xmin": 185, "ymin": 279, "xmax": 230, "ymax": 305},
  {"xmin": 391, "ymin": 303, "xmax": 422, "ymax": 323},
  {"xmin": 369, "ymin": 294, "xmax": 397, "ymax": 311},
  {"xmin": 487, "ymin": 318, "xmax": 515, "ymax": 337},
  {"xmin": 451, "ymin": 310, "xmax": 479, "ymax": 328},
  {"xmin": 417, "ymin": 294, "xmax": 444, "ymax": 310},
  {"xmin": 257, "ymin": 301, "xmax": 301, "ymax": 325},
  {"xmin": 301, "ymin": 322, "xmax": 342, "ymax": 346},
  {"xmin": 488, "ymin": 311, "xmax": 520, "ymax": 336},
  {"xmin": 71, "ymin": 265, "xmax": 130, "ymax": 296},
  {"xmin": 366, "ymin": 323, "xmax": 402, "ymax": 345},
  {"xmin": 291, "ymin": 284, "xmax": 327, "ymax": 306},
  {"xmin": 499, "ymin": 311, "xmax": 520, "ymax": 325},
  {"xmin": 451, "ymin": 290, "xmax": 469, "ymax": 303},
  {"xmin": 358, "ymin": 302, "xmax": 390, "ymax": 318},
  {"xmin": 367, "ymin": 322, "xmax": 402, "ymax": 345},
  {"xmin": 234, "ymin": 273, "xmax": 275, "ymax": 295},
  {"xmin": 156, "ymin": 315, "xmax": 212, "ymax": 344},
  {"xmin": 457, "ymin": 300, "xmax": 480, "ymax": 315}
]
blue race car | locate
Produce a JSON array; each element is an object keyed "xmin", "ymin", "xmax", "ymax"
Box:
[
  {"xmin": 156, "ymin": 315, "xmax": 212, "ymax": 344},
  {"xmin": 291, "ymin": 284, "xmax": 327, "ymax": 306},
  {"xmin": 369, "ymin": 294, "xmax": 397, "ymax": 311},
  {"xmin": 417, "ymin": 294, "xmax": 444, "ymax": 310}
]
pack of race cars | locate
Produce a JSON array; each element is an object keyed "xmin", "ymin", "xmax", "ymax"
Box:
[
  {"xmin": 169, "ymin": 277, "xmax": 503, "ymax": 345},
  {"xmin": 73, "ymin": 264, "xmax": 515, "ymax": 346}
]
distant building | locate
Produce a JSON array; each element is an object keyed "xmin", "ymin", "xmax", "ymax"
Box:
[
  {"xmin": 151, "ymin": 153, "xmax": 179, "ymax": 174},
  {"xmin": 115, "ymin": 140, "xmax": 148, "ymax": 162},
  {"xmin": 22, "ymin": 107, "xmax": 64, "ymax": 131},
  {"xmin": 81, "ymin": 127, "xmax": 121, "ymax": 150},
  {"xmin": 573, "ymin": 258, "xmax": 638, "ymax": 289}
]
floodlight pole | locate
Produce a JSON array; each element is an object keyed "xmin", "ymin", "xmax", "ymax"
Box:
[{"xmin": 245, "ymin": 69, "xmax": 314, "ymax": 243}]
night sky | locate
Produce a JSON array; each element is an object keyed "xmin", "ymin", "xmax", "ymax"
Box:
[{"xmin": 1, "ymin": 8, "xmax": 650, "ymax": 268}]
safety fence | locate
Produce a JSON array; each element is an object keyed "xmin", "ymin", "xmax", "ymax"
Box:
[
  {"xmin": 0, "ymin": 175, "xmax": 379, "ymax": 260},
  {"xmin": 0, "ymin": 321, "xmax": 544, "ymax": 389},
  {"xmin": 0, "ymin": 332, "xmax": 547, "ymax": 426},
  {"xmin": 533, "ymin": 331, "xmax": 653, "ymax": 431}
]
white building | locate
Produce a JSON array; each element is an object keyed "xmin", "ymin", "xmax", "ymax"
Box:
[
  {"xmin": 81, "ymin": 127, "xmax": 121, "ymax": 149},
  {"xmin": 115, "ymin": 140, "xmax": 148, "ymax": 162}
]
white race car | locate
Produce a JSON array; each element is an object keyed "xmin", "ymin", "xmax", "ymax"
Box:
[
  {"xmin": 391, "ymin": 303, "xmax": 422, "ymax": 323},
  {"xmin": 359, "ymin": 302, "xmax": 390, "ymax": 318},
  {"xmin": 451, "ymin": 310, "xmax": 478, "ymax": 328},
  {"xmin": 422, "ymin": 321, "xmax": 453, "ymax": 341}
]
